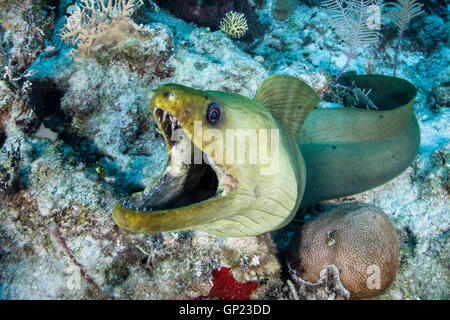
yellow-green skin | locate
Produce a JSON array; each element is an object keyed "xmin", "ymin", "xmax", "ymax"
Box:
[{"xmin": 113, "ymin": 75, "xmax": 420, "ymax": 237}]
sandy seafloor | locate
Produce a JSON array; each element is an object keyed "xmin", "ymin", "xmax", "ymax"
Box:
[{"xmin": 0, "ymin": 0, "xmax": 448, "ymax": 299}]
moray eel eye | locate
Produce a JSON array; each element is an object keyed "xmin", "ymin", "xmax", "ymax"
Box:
[
  {"xmin": 207, "ymin": 103, "xmax": 222, "ymax": 125},
  {"xmin": 164, "ymin": 91, "xmax": 176, "ymax": 100}
]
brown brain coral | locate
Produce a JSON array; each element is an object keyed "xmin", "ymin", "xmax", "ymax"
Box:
[{"xmin": 287, "ymin": 203, "xmax": 400, "ymax": 298}]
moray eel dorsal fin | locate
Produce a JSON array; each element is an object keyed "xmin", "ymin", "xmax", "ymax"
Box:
[{"xmin": 254, "ymin": 75, "xmax": 321, "ymax": 139}]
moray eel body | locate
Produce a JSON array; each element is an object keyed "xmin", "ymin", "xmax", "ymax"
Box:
[
  {"xmin": 299, "ymin": 75, "xmax": 420, "ymax": 206},
  {"xmin": 113, "ymin": 74, "xmax": 420, "ymax": 237}
]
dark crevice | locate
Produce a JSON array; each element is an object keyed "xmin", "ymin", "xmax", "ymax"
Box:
[
  {"xmin": 400, "ymin": 226, "xmax": 418, "ymax": 266},
  {"xmin": 28, "ymin": 80, "xmax": 144, "ymax": 196},
  {"xmin": 404, "ymin": 226, "xmax": 418, "ymax": 253},
  {"xmin": 29, "ymin": 79, "xmax": 66, "ymax": 121},
  {"xmin": 0, "ymin": 131, "xmax": 6, "ymax": 149}
]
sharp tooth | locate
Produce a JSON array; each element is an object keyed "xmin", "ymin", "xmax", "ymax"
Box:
[
  {"xmin": 158, "ymin": 116, "xmax": 161, "ymax": 122},
  {"xmin": 162, "ymin": 111, "xmax": 168, "ymax": 122},
  {"xmin": 153, "ymin": 107, "xmax": 157, "ymax": 115}
]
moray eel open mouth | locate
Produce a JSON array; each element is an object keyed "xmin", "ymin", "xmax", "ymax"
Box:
[{"xmin": 120, "ymin": 107, "xmax": 224, "ymax": 213}]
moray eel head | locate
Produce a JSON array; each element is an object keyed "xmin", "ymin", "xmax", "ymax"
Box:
[{"xmin": 113, "ymin": 80, "xmax": 311, "ymax": 237}]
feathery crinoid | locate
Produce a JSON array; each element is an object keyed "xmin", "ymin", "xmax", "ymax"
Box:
[
  {"xmin": 385, "ymin": 0, "xmax": 424, "ymax": 77},
  {"xmin": 322, "ymin": 0, "xmax": 382, "ymax": 81}
]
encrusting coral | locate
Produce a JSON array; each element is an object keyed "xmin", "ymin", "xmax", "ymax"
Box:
[
  {"xmin": 287, "ymin": 203, "xmax": 400, "ymax": 298},
  {"xmin": 207, "ymin": 266, "xmax": 259, "ymax": 300},
  {"xmin": 60, "ymin": 0, "xmax": 153, "ymax": 57}
]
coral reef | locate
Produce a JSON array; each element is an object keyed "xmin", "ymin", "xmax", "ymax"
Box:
[
  {"xmin": 428, "ymin": 67, "xmax": 449, "ymax": 112},
  {"xmin": 0, "ymin": 141, "xmax": 21, "ymax": 195},
  {"xmin": 153, "ymin": 0, "xmax": 265, "ymax": 43},
  {"xmin": 321, "ymin": 0, "xmax": 381, "ymax": 80},
  {"xmin": 0, "ymin": 0, "xmax": 448, "ymax": 300},
  {"xmin": 284, "ymin": 265, "xmax": 351, "ymax": 300},
  {"xmin": 154, "ymin": 0, "xmax": 236, "ymax": 28},
  {"xmin": 287, "ymin": 203, "xmax": 400, "ymax": 298}
]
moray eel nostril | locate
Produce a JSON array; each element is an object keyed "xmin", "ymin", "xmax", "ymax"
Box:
[{"xmin": 113, "ymin": 74, "xmax": 420, "ymax": 237}]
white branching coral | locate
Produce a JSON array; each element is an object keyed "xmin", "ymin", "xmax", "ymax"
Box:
[
  {"xmin": 219, "ymin": 11, "xmax": 248, "ymax": 39},
  {"xmin": 60, "ymin": 0, "xmax": 153, "ymax": 56}
]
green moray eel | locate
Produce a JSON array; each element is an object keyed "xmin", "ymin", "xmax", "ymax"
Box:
[{"xmin": 113, "ymin": 74, "xmax": 420, "ymax": 237}]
